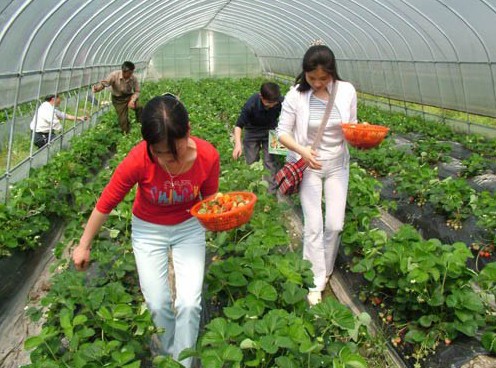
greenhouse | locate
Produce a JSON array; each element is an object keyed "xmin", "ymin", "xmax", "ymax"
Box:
[{"xmin": 1, "ymin": 1, "xmax": 496, "ymax": 367}]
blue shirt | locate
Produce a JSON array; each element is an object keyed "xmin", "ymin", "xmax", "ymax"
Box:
[{"xmin": 235, "ymin": 93, "xmax": 283, "ymax": 140}]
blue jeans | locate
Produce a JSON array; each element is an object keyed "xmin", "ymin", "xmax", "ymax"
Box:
[{"xmin": 131, "ymin": 215, "xmax": 206, "ymax": 368}]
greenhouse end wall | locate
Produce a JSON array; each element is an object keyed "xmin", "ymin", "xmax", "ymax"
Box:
[{"xmin": 146, "ymin": 30, "xmax": 261, "ymax": 80}]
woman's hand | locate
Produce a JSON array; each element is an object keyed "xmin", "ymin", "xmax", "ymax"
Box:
[
  {"xmin": 300, "ymin": 145, "xmax": 322, "ymax": 170},
  {"xmin": 72, "ymin": 243, "xmax": 91, "ymax": 271}
]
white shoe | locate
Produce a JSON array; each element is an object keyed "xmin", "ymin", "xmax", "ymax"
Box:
[{"xmin": 307, "ymin": 291, "xmax": 322, "ymax": 306}]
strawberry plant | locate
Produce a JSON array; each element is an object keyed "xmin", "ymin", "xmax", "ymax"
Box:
[
  {"xmin": 394, "ymin": 162, "xmax": 438, "ymax": 206},
  {"xmin": 460, "ymin": 153, "xmax": 489, "ymax": 178},
  {"xmin": 426, "ymin": 176, "xmax": 477, "ymax": 229},
  {"xmin": 351, "ymin": 225, "xmax": 487, "ymax": 363},
  {"xmin": 411, "ymin": 138, "xmax": 452, "ymax": 164}
]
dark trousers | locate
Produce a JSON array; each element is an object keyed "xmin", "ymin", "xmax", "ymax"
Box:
[
  {"xmin": 243, "ymin": 137, "xmax": 280, "ymax": 193},
  {"xmin": 111, "ymin": 94, "xmax": 143, "ymax": 134},
  {"xmin": 33, "ymin": 131, "xmax": 57, "ymax": 149}
]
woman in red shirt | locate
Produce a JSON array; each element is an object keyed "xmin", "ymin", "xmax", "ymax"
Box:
[{"xmin": 72, "ymin": 94, "xmax": 220, "ymax": 367}]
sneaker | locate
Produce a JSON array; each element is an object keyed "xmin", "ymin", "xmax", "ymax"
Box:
[{"xmin": 307, "ymin": 291, "xmax": 322, "ymax": 306}]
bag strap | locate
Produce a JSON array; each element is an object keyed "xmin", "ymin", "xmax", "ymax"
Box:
[{"xmin": 310, "ymin": 81, "xmax": 339, "ymax": 150}]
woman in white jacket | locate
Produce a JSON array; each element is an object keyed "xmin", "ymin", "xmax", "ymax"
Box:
[{"xmin": 277, "ymin": 44, "xmax": 357, "ymax": 305}]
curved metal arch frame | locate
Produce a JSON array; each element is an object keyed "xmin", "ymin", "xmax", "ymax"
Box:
[
  {"xmin": 437, "ymin": 0, "xmax": 496, "ymax": 117},
  {"xmin": 238, "ymin": 3, "xmax": 373, "ymax": 91},
  {"xmin": 215, "ymin": 1, "xmax": 378, "ymax": 94},
  {"xmin": 206, "ymin": 2, "xmax": 315, "ymax": 57},
  {"xmin": 67, "ymin": 0, "xmax": 135, "ymax": 70},
  {"xmin": 112, "ymin": 3, "xmax": 224, "ymax": 64},
  {"xmin": 400, "ymin": 0, "xmax": 465, "ymax": 114},
  {"xmin": 4, "ymin": 0, "xmax": 68, "ymax": 178}
]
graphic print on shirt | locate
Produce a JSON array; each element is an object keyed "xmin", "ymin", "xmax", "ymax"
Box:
[{"xmin": 149, "ymin": 180, "xmax": 199, "ymax": 205}]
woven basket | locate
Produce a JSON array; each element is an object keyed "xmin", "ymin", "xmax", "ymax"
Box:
[
  {"xmin": 190, "ymin": 191, "xmax": 257, "ymax": 232},
  {"xmin": 342, "ymin": 123, "xmax": 389, "ymax": 149}
]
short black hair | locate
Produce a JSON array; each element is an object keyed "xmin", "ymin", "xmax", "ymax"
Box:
[
  {"xmin": 260, "ymin": 82, "xmax": 281, "ymax": 102},
  {"xmin": 44, "ymin": 94, "xmax": 59, "ymax": 102},
  {"xmin": 141, "ymin": 94, "xmax": 189, "ymax": 161},
  {"xmin": 121, "ymin": 61, "xmax": 135, "ymax": 72}
]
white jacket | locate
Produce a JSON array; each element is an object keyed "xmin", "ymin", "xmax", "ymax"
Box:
[
  {"xmin": 276, "ymin": 80, "xmax": 357, "ymax": 162},
  {"xmin": 30, "ymin": 101, "xmax": 66, "ymax": 133}
]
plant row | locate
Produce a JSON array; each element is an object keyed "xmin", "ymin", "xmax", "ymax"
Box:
[
  {"xmin": 336, "ymin": 106, "xmax": 496, "ymax": 365},
  {"xmin": 0, "ymin": 115, "xmax": 122, "ymax": 257},
  {"xmin": 355, "ymin": 104, "xmax": 496, "ymax": 257}
]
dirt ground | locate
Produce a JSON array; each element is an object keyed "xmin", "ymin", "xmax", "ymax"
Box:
[{"xmin": 0, "ymin": 253, "xmax": 53, "ymax": 368}]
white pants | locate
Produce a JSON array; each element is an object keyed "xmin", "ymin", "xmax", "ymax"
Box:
[
  {"xmin": 131, "ymin": 215, "xmax": 205, "ymax": 368},
  {"xmin": 299, "ymin": 154, "xmax": 349, "ymax": 292}
]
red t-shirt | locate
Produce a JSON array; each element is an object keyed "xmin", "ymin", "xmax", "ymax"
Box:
[{"xmin": 96, "ymin": 136, "xmax": 220, "ymax": 225}]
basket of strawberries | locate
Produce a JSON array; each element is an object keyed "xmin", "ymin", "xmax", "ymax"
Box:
[
  {"xmin": 190, "ymin": 191, "xmax": 257, "ymax": 231},
  {"xmin": 342, "ymin": 122, "xmax": 389, "ymax": 149}
]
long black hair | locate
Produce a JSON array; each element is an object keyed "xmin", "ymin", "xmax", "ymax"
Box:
[
  {"xmin": 141, "ymin": 94, "xmax": 189, "ymax": 161},
  {"xmin": 295, "ymin": 45, "xmax": 341, "ymax": 92}
]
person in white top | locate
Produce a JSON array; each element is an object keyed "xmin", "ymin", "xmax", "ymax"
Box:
[
  {"xmin": 277, "ymin": 44, "xmax": 358, "ymax": 306},
  {"xmin": 30, "ymin": 94, "xmax": 86, "ymax": 148}
]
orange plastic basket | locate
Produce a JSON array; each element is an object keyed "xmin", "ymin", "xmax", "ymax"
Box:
[
  {"xmin": 342, "ymin": 123, "xmax": 389, "ymax": 149},
  {"xmin": 190, "ymin": 191, "xmax": 257, "ymax": 232}
]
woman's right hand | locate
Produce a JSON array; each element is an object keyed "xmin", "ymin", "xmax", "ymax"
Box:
[{"xmin": 72, "ymin": 243, "xmax": 91, "ymax": 271}]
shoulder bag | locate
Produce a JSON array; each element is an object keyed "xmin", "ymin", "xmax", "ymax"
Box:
[{"xmin": 275, "ymin": 81, "xmax": 339, "ymax": 195}]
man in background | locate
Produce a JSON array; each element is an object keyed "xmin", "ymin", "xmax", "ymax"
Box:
[
  {"xmin": 30, "ymin": 94, "xmax": 86, "ymax": 149},
  {"xmin": 92, "ymin": 61, "xmax": 142, "ymax": 134},
  {"xmin": 232, "ymin": 82, "xmax": 283, "ymax": 194}
]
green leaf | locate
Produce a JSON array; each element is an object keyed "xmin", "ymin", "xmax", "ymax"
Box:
[
  {"xmin": 404, "ymin": 329, "xmax": 426, "ymax": 343},
  {"xmin": 275, "ymin": 356, "xmax": 299, "ymax": 368},
  {"xmin": 481, "ymin": 332, "xmax": 496, "ymax": 353},
  {"xmin": 106, "ymin": 320, "xmax": 130, "ymax": 331},
  {"xmin": 227, "ymin": 271, "xmax": 248, "ymax": 287},
  {"xmin": 24, "ymin": 336, "xmax": 44, "ymax": 350},
  {"xmin": 122, "ymin": 361, "xmax": 141, "ymax": 368},
  {"xmin": 408, "ymin": 268, "xmax": 429, "ymax": 283},
  {"xmin": 455, "ymin": 309, "xmax": 475, "ymax": 323},
  {"xmin": 311, "ymin": 297, "xmax": 355, "ymax": 331},
  {"xmin": 221, "ymin": 345, "xmax": 243, "ymax": 362},
  {"xmin": 223, "ymin": 305, "xmax": 247, "ymax": 320},
  {"xmin": 299, "ymin": 340, "xmax": 321, "ymax": 354},
  {"xmin": 260, "ymin": 335, "xmax": 278, "ymax": 354},
  {"xmin": 97, "ymin": 306, "xmax": 113, "ymax": 321},
  {"xmin": 428, "ymin": 286, "xmax": 445, "ymax": 306},
  {"xmin": 248, "ymin": 280, "xmax": 277, "ymax": 301},
  {"xmin": 455, "ymin": 320, "xmax": 477, "ymax": 337},
  {"xmin": 111, "ymin": 350, "xmax": 135, "ymax": 365},
  {"xmin": 281, "ymin": 282, "xmax": 307, "ymax": 305},
  {"xmin": 73, "ymin": 314, "xmax": 88, "ymax": 326},
  {"xmin": 240, "ymin": 338, "xmax": 257, "ymax": 349},
  {"xmin": 244, "ymin": 295, "xmax": 266, "ymax": 317},
  {"xmin": 113, "ymin": 304, "xmax": 134, "ymax": 318},
  {"xmin": 75, "ymin": 327, "xmax": 96, "ymax": 339},
  {"xmin": 59, "ymin": 308, "xmax": 73, "ymax": 330},
  {"xmin": 418, "ymin": 315, "xmax": 439, "ymax": 328},
  {"xmin": 339, "ymin": 346, "xmax": 368, "ymax": 368},
  {"xmin": 461, "ymin": 292, "xmax": 484, "ymax": 312}
]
